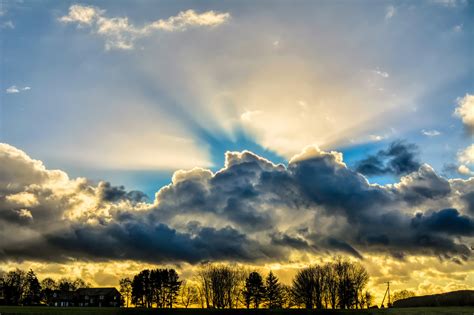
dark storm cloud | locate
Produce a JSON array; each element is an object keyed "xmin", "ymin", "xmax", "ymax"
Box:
[
  {"xmin": 0, "ymin": 143, "xmax": 473, "ymax": 264},
  {"xmin": 355, "ymin": 140, "xmax": 421, "ymax": 176},
  {"xmin": 462, "ymin": 191, "xmax": 474, "ymax": 215},
  {"xmin": 1, "ymin": 220, "xmax": 280, "ymax": 264},
  {"xmin": 411, "ymin": 208, "xmax": 474, "ymax": 236},
  {"xmin": 97, "ymin": 182, "xmax": 148, "ymax": 203}
]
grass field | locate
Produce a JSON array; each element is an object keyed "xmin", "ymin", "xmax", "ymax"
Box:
[{"xmin": 0, "ymin": 307, "xmax": 473, "ymax": 315}]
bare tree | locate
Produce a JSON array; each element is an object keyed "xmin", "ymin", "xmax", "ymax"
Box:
[
  {"xmin": 180, "ymin": 280, "xmax": 199, "ymax": 308},
  {"xmin": 196, "ymin": 264, "xmax": 246, "ymax": 309}
]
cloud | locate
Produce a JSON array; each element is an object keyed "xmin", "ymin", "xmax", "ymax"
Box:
[
  {"xmin": 373, "ymin": 69, "xmax": 389, "ymax": 78},
  {"xmin": 454, "ymin": 94, "xmax": 474, "ymax": 134},
  {"xmin": 431, "ymin": 0, "xmax": 467, "ymax": 7},
  {"xmin": 1, "ymin": 20, "xmax": 14, "ymax": 29},
  {"xmin": 421, "ymin": 129, "xmax": 441, "ymax": 137},
  {"xmin": 453, "ymin": 24, "xmax": 463, "ymax": 32},
  {"xmin": 59, "ymin": 4, "xmax": 230, "ymax": 50},
  {"xmin": 5, "ymin": 85, "xmax": 31, "ymax": 94},
  {"xmin": 458, "ymin": 165, "xmax": 472, "ymax": 176},
  {"xmin": 458, "ymin": 144, "xmax": 474, "ymax": 165},
  {"xmin": 385, "ymin": 5, "xmax": 396, "ymax": 20},
  {"xmin": 355, "ymin": 140, "xmax": 421, "ymax": 176},
  {"xmin": 0, "ymin": 143, "xmax": 473, "ymax": 265}
]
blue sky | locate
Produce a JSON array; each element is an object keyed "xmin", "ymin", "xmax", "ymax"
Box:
[{"xmin": 1, "ymin": 0, "xmax": 473, "ymax": 197}]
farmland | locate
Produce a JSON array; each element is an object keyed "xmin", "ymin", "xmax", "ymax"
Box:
[{"xmin": 0, "ymin": 307, "xmax": 473, "ymax": 315}]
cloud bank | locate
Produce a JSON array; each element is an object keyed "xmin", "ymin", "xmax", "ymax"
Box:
[
  {"xmin": 0, "ymin": 143, "xmax": 473, "ymax": 265},
  {"xmin": 59, "ymin": 4, "xmax": 230, "ymax": 50}
]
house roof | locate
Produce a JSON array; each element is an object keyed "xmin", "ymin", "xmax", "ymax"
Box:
[{"xmin": 76, "ymin": 288, "xmax": 120, "ymax": 296}]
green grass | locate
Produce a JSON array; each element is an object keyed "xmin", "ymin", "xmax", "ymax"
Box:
[{"xmin": 0, "ymin": 307, "xmax": 473, "ymax": 315}]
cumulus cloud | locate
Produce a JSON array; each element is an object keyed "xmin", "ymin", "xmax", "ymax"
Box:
[
  {"xmin": 458, "ymin": 144, "xmax": 474, "ymax": 165},
  {"xmin": 454, "ymin": 94, "xmax": 474, "ymax": 134},
  {"xmin": 0, "ymin": 143, "xmax": 473, "ymax": 265},
  {"xmin": 5, "ymin": 85, "xmax": 31, "ymax": 94},
  {"xmin": 355, "ymin": 140, "xmax": 421, "ymax": 176},
  {"xmin": 458, "ymin": 165, "xmax": 473, "ymax": 176},
  {"xmin": 59, "ymin": 4, "xmax": 230, "ymax": 50}
]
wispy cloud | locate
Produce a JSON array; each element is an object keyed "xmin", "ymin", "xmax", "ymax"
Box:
[
  {"xmin": 431, "ymin": 0, "xmax": 467, "ymax": 7},
  {"xmin": 59, "ymin": 4, "xmax": 231, "ymax": 50},
  {"xmin": 0, "ymin": 20, "xmax": 14, "ymax": 29},
  {"xmin": 385, "ymin": 5, "xmax": 396, "ymax": 20},
  {"xmin": 373, "ymin": 69, "xmax": 389, "ymax": 78},
  {"xmin": 5, "ymin": 85, "xmax": 30, "ymax": 94},
  {"xmin": 421, "ymin": 129, "xmax": 441, "ymax": 136},
  {"xmin": 453, "ymin": 24, "xmax": 463, "ymax": 32}
]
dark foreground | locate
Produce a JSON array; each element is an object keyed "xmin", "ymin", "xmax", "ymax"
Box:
[{"xmin": 0, "ymin": 307, "xmax": 473, "ymax": 315}]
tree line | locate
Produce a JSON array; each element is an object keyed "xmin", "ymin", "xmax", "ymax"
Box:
[
  {"xmin": 118, "ymin": 257, "xmax": 375, "ymax": 309},
  {"xmin": 0, "ymin": 269, "xmax": 89, "ymax": 306},
  {"xmin": 4, "ymin": 257, "xmax": 406, "ymax": 309}
]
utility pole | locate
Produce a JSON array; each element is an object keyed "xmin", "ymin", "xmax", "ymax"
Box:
[{"xmin": 381, "ymin": 281, "xmax": 391, "ymax": 308}]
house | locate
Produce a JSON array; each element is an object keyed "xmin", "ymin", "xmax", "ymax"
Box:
[
  {"xmin": 51, "ymin": 290, "xmax": 76, "ymax": 307},
  {"xmin": 76, "ymin": 288, "xmax": 121, "ymax": 307},
  {"xmin": 51, "ymin": 287, "xmax": 121, "ymax": 307}
]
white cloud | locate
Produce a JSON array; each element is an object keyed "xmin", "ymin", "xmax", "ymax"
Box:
[
  {"xmin": 369, "ymin": 134, "xmax": 385, "ymax": 142},
  {"xmin": 458, "ymin": 144, "xmax": 474, "ymax": 165},
  {"xmin": 59, "ymin": 4, "xmax": 102, "ymax": 25},
  {"xmin": 60, "ymin": 4, "xmax": 231, "ymax": 50},
  {"xmin": 17, "ymin": 208, "xmax": 33, "ymax": 220},
  {"xmin": 454, "ymin": 94, "xmax": 474, "ymax": 132},
  {"xmin": 373, "ymin": 69, "xmax": 389, "ymax": 78},
  {"xmin": 457, "ymin": 164, "xmax": 472, "ymax": 175},
  {"xmin": 1, "ymin": 20, "xmax": 14, "ymax": 29},
  {"xmin": 6, "ymin": 86, "xmax": 19, "ymax": 94},
  {"xmin": 385, "ymin": 5, "xmax": 396, "ymax": 20},
  {"xmin": 453, "ymin": 24, "xmax": 463, "ymax": 32},
  {"xmin": 431, "ymin": 0, "xmax": 467, "ymax": 7},
  {"xmin": 421, "ymin": 129, "xmax": 441, "ymax": 136},
  {"xmin": 5, "ymin": 85, "xmax": 31, "ymax": 94},
  {"xmin": 240, "ymin": 109, "xmax": 263, "ymax": 122}
]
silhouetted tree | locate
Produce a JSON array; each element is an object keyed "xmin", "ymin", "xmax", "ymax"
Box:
[
  {"xmin": 57, "ymin": 277, "xmax": 88, "ymax": 292},
  {"xmin": 292, "ymin": 267, "xmax": 315, "ymax": 309},
  {"xmin": 352, "ymin": 262, "xmax": 369, "ymax": 309},
  {"xmin": 361, "ymin": 290, "xmax": 373, "ymax": 309},
  {"xmin": 22, "ymin": 270, "xmax": 41, "ymax": 305},
  {"xmin": 242, "ymin": 271, "xmax": 265, "ymax": 308},
  {"xmin": 40, "ymin": 278, "xmax": 57, "ymax": 305},
  {"xmin": 280, "ymin": 284, "xmax": 297, "ymax": 309},
  {"xmin": 119, "ymin": 277, "xmax": 132, "ymax": 307},
  {"xmin": 1, "ymin": 269, "xmax": 27, "ymax": 305},
  {"xmin": 324, "ymin": 262, "xmax": 338, "ymax": 309},
  {"xmin": 392, "ymin": 290, "xmax": 416, "ymax": 302},
  {"xmin": 131, "ymin": 268, "xmax": 181, "ymax": 308},
  {"xmin": 197, "ymin": 264, "xmax": 246, "ymax": 309},
  {"xmin": 131, "ymin": 270, "xmax": 152, "ymax": 307},
  {"xmin": 265, "ymin": 271, "xmax": 283, "ymax": 309},
  {"xmin": 180, "ymin": 281, "xmax": 199, "ymax": 308}
]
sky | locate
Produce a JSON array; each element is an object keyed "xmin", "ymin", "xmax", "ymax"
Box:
[{"xmin": 0, "ymin": 0, "xmax": 473, "ymax": 305}]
